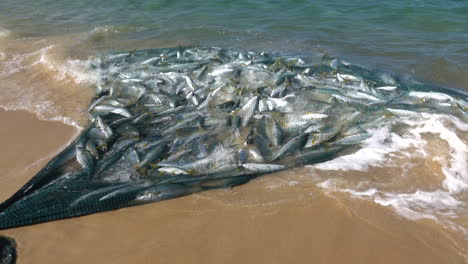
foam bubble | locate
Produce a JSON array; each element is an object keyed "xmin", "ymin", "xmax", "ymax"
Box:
[
  {"xmin": 313, "ymin": 113, "xmax": 468, "ymax": 234},
  {"xmin": 0, "ymin": 45, "xmax": 55, "ymax": 76},
  {"xmin": 0, "ymin": 43, "xmax": 99, "ymax": 84},
  {"xmin": 35, "ymin": 47, "xmax": 100, "ymax": 84},
  {"xmin": 0, "ymin": 43, "xmax": 100, "ymax": 129},
  {"xmin": 405, "ymin": 114, "xmax": 468, "ymax": 193},
  {"xmin": 0, "ymin": 27, "xmax": 11, "ymax": 37},
  {"xmin": 0, "ymin": 104, "xmax": 82, "ymax": 130},
  {"xmin": 309, "ymin": 123, "xmax": 421, "ymax": 171},
  {"xmin": 79, "ymin": 25, "xmax": 120, "ymax": 42},
  {"xmin": 341, "ymin": 188, "xmax": 467, "ymax": 235}
]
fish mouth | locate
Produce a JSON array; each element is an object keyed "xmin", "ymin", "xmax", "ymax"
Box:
[{"xmin": 0, "ymin": 46, "xmax": 466, "ymax": 230}]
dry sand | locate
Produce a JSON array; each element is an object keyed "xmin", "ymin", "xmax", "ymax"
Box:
[{"xmin": 0, "ymin": 109, "xmax": 466, "ymax": 264}]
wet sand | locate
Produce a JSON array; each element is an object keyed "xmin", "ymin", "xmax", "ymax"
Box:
[
  {"xmin": 0, "ymin": 108, "xmax": 77, "ymax": 202},
  {"xmin": 0, "ymin": 109, "xmax": 467, "ymax": 264}
]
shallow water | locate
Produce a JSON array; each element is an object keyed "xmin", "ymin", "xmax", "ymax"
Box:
[
  {"xmin": 0, "ymin": 0, "xmax": 467, "ymax": 263},
  {"xmin": 1, "ymin": 0, "xmax": 467, "ymax": 89}
]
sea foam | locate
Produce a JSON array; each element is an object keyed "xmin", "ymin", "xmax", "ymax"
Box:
[{"xmin": 313, "ymin": 113, "xmax": 468, "ymax": 235}]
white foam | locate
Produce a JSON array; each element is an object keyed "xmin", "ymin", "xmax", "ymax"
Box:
[
  {"xmin": 0, "ymin": 43, "xmax": 100, "ymax": 85},
  {"xmin": 288, "ymin": 180, "xmax": 300, "ymax": 186},
  {"xmin": 36, "ymin": 48, "xmax": 100, "ymax": 84},
  {"xmin": 79, "ymin": 25, "xmax": 120, "ymax": 41},
  {"xmin": 309, "ymin": 124, "xmax": 420, "ymax": 171},
  {"xmin": 0, "ymin": 45, "xmax": 55, "ymax": 76},
  {"xmin": 0, "ymin": 104, "xmax": 82, "ymax": 130},
  {"xmin": 313, "ymin": 113, "xmax": 468, "ymax": 234},
  {"xmin": 0, "ymin": 27, "xmax": 11, "ymax": 37},
  {"xmin": 345, "ymin": 188, "xmax": 462, "ymax": 218},
  {"xmin": 0, "ymin": 44, "xmax": 102, "ymax": 129},
  {"xmin": 405, "ymin": 114, "xmax": 468, "ymax": 193}
]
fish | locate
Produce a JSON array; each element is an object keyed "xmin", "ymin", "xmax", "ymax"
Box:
[
  {"xmin": 0, "ymin": 46, "xmax": 466, "ymax": 231},
  {"xmin": 331, "ymin": 133, "xmax": 370, "ymax": 146},
  {"xmin": 157, "ymin": 167, "xmax": 189, "ymax": 176},
  {"xmin": 242, "ymin": 163, "xmax": 286, "ymax": 174},
  {"xmin": 76, "ymin": 145, "xmax": 95, "ymax": 170},
  {"xmin": 138, "ymin": 144, "xmax": 168, "ymax": 168},
  {"xmin": 260, "ymin": 116, "xmax": 284, "ymax": 147},
  {"xmin": 94, "ymin": 116, "xmax": 114, "ymax": 139},
  {"xmin": 85, "ymin": 139, "xmax": 100, "ymax": 159},
  {"xmin": 336, "ymin": 73, "xmax": 361, "ymax": 82},
  {"xmin": 295, "ymin": 145, "xmax": 346, "ymax": 166},
  {"xmin": 238, "ymin": 96, "xmax": 259, "ymax": 127},
  {"xmin": 273, "ymin": 133, "xmax": 309, "ymax": 161},
  {"xmin": 124, "ymin": 147, "xmax": 140, "ymax": 165},
  {"xmin": 92, "ymin": 105, "xmax": 132, "ymax": 118}
]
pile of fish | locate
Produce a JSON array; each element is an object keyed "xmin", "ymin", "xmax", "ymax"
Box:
[{"xmin": 0, "ymin": 47, "xmax": 466, "ymax": 229}]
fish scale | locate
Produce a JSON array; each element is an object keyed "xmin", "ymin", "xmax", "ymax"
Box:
[{"xmin": 0, "ymin": 46, "xmax": 466, "ymax": 230}]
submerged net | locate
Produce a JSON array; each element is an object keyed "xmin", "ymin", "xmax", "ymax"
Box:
[{"xmin": 0, "ymin": 47, "xmax": 466, "ymax": 229}]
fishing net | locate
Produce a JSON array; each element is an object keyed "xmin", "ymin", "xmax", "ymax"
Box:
[{"xmin": 0, "ymin": 47, "xmax": 466, "ymax": 229}]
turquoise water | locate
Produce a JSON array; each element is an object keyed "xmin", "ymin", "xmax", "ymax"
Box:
[{"xmin": 1, "ymin": 0, "xmax": 467, "ymax": 89}]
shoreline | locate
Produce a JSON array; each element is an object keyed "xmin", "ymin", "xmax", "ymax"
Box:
[
  {"xmin": 0, "ymin": 108, "xmax": 76, "ymax": 202},
  {"xmin": 0, "ymin": 109, "xmax": 466, "ymax": 263}
]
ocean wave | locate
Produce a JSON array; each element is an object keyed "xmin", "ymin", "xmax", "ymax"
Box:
[
  {"xmin": 313, "ymin": 113, "xmax": 468, "ymax": 235},
  {"xmin": 0, "ymin": 27, "xmax": 10, "ymax": 38},
  {"xmin": 38, "ymin": 53, "xmax": 100, "ymax": 85},
  {"xmin": 0, "ymin": 42, "xmax": 99, "ymax": 129},
  {"xmin": 0, "ymin": 45, "xmax": 55, "ymax": 76},
  {"xmin": 0, "ymin": 104, "xmax": 82, "ymax": 130},
  {"xmin": 79, "ymin": 25, "xmax": 120, "ymax": 42},
  {"xmin": 310, "ymin": 124, "xmax": 421, "ymax": 171}
]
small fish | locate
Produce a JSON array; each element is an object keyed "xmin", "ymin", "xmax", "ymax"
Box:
[
  {"xmin": 95, "ymin": 116, "xmax": 114, "ymax": 139},
  {"xmin": 376, "ymin": 86, "xmax": 398, "ymax": 91},
  {"xmin": 408, "ymin": 91, "xmax": 455, "ymax": 102},
  {"xmin": 248, "ymin": 148, "xmax": 265, "ymax": 162},
  {"xmin": 329, "ymin": 58, "xmax": 351, "ymax": 69},
  {"xmin": 88, "ymin": 128, "xmax": 107, "ymax": 140},
  {"xmin": 260, "ymin": 117, "xmax": 284, "ymax": 147},
  {"xmin": 122, "ymin": 78, "xmax": 143, "ymax": 83},
  {"xmin": 157, "ymin": 167, "xmax": 189, "ymax": 176},
  {"xmin": 273, "ymin": 133, "xmax": 308, "ymax": 160},
  {"xmin": 85, "ymin": 139, "xmax": 100, "ymax": 159},
  {"xmin": 270, "ymin": 85, "xmax": 287, "ymax": 98},
  {"xmin": 242, "ymin": 163, "xmax": 286, "ymax": 173},
  {"xmin": 295, "ymin": 145, "xmax": 345, "ymax": 166},
  {"xmin": 124, "ymin": 147, "xmax": 140, "ymax": 165},
  {"xmin": 76, "ymin": 145, "xmax": 95, "ymax": 170},
  {"xmin": 92, "ymin": 105, "xmax": 132, "ymax": 118},
  {"xmin": 116, "ymin": 124, "xmax": 140, "ymax": 137},
  {"xmin": 337, "ymin": 73, "xmax": 361, "ymax": 82},
  {"xmin": 332, "ymin": 133, "xmax": 370, "ymax": 145},
  {"xmin": 134, "ymin": 184, "xmax": 200, "ymax": 202},
  {"xmin": 138, "ymin": 144, "xmax": 168, "ymax": 168},
  {"xmin": 238, "ymin": 149, "xmax": 248, "ymax": 164},
  {"xmin": 238, "ymin": 96, "xmax": 258, "ymax": 127},
  {"xmin": 258, "ymin": 99, "xmax": 269, "ymax": 112},
  {"xmin": 99, "ymin": 183, "xmax": 150, "ymax": 201}
]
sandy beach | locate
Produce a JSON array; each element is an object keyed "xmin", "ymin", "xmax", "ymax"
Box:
[{"xmin": 0, "ymin": 108, "xmax": 466, "ymax": 264}]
